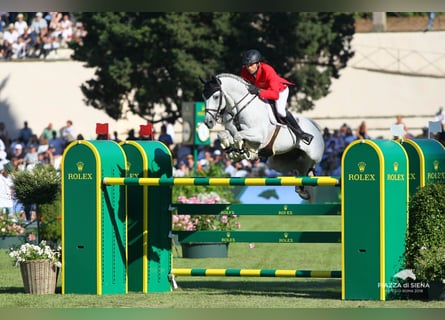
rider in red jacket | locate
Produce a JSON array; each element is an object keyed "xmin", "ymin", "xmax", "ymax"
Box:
[{"xmin": 240, "ymin": 49, "xmax": 313, "ymax": 145}]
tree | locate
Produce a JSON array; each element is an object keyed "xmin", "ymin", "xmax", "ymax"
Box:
[
  {"xmin": 71, "ymin": 12, "xmax": 354, "ymax": 124},
  {"xmin": 222, "ymin": 13, "xmax": 355, "ymax": 111}
]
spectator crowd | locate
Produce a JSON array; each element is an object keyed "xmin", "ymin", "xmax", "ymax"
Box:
[{"xmin": 0, "ymin": 12, "xmax": 86, "ymax": 60}]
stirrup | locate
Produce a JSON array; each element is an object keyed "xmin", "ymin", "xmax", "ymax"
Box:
[
  {"xmin": 288, "ymin": 125, "xmax": 313, "ymax": 145},
  {"xmin": 301, "ymin": 133, "xmax": 314, "ymax": 145}
]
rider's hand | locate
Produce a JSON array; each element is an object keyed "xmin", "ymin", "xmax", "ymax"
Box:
[{"xmin": 247, "ymin": 84, "xmax": 261, "ymax": 96}]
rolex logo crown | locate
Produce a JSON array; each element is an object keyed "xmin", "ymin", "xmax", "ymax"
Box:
[
  {"xmin": 393, "ymin": 162, "xmax": 399, "ymax": 172},
  {"xmin": 434, "ymin": 160, "xmax": 439, "ymax": 171},
  {"xmin": 77, "ymin": 161, "xmax": 84, "ymax": 172},
  {"xmin": 358, "ymin": 161, "xmax": 366, "ymax": 172}
]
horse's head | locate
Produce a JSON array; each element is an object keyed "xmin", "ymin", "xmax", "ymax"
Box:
[
  {"xmin": 201, "ymin": 76, "xmax": 224, "ymax": 129},
  {"xmin": 201, "ymin": 73, "xmax": 256, "ymax": 129}
]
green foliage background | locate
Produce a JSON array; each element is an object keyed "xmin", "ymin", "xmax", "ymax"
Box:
[{"xmin": 70, "ymin": 12, "xmax": 355, "ymax": 124}]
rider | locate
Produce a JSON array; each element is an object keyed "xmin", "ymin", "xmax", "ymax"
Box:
[{"xmin": 240, "ymin": 49, "xmax": 313, "ymax": 145}]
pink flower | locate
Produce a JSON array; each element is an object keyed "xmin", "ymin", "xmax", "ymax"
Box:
[{"xmin": 172, "ymin": 193, "xmax": 240, "ymax": 231}]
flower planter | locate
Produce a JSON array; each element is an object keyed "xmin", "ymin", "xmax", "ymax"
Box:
[
  {"xmin": 0, "ymin": 235, "xmax": 26, "ymax": 249},
  {"xmin": 20, "ymin": 260, "xmax": 59, "ymax": 294},
  {"xmin": 181, "ymin": 242, "xmax": 229, "ymax": 258}
]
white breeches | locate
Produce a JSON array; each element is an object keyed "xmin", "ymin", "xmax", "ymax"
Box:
[{"xmin": 276, "ymin": 86, "xmax": 289, "ymax": 118}]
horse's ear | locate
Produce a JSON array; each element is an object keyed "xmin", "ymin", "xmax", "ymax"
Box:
[
  {"xmin": 199, "ymin": 76, "xmax": 207, "ymax": 84},
  {"xmin": 212, "ymin": 76, "xmax": 221, "ymax": 85}
]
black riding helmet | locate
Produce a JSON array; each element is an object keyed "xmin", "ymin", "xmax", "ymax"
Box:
[{"xmin": 242, "ymin": 49, "xmax": 261, "ymax": 66}]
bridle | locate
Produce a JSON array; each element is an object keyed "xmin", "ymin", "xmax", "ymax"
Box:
[{"xmin": 203, "ymin": 76, "xmax": 257, "ymax": 125}]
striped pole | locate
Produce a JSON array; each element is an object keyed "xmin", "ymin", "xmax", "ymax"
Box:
[
  {"xmin": 103, "ymin": 176, "xmax": 340, "ymax": 187},
  {"xmin": 172, "ymin": 268, "xmax": 341, "ymax": 278}
]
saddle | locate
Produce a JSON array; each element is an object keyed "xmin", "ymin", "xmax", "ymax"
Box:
[{"xmin": 258, "ymin": 101, "xmax": 284, "ymax": 158}]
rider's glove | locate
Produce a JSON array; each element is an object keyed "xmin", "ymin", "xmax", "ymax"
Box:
[{"xmin": 247, "ymin": 84, "xmax": 261, "ymax": 96}]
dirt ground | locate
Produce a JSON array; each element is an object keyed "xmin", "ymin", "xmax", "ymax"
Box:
[{"xmin": 355, "ymin": 15, "xmax": 445, "ymax": 33}]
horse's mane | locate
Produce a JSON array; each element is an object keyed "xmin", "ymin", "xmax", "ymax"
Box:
[{"xmin": 216, "ymin": 73, "xmax": 249, "ymax": 86}]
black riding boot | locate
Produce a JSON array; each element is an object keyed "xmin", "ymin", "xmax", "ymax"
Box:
[{"xmin": 283, "ymin": 110, "xmax": 314, "ymax": 145}]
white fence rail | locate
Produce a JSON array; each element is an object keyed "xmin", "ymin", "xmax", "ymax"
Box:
[{"xmin": 350, "ymin": 45, "xmax": 445, "ymax": 78}]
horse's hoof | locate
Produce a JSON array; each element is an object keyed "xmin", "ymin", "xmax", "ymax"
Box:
[
  {"xmin": 234, "ymin": 140, "xmax": 244, "ymax": 150},
  {"xmin": 295, "ymin": 186, "xmax": 311, "ymax": 200},
  {"xmin": 229, "ymin": 152, "xmax": 241, "ymax": 162},
  {"xmin": 220, "ymin": 140, "xmax": 231, "ymax": 150},
  {"xmin": 246, "ymin": 151, "xmax": 258, "ymax": 161}
]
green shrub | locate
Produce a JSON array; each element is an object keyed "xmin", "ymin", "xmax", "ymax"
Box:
[
  {"xmin": 12, "ymin": 165, "xmax": 61, "ymax": 206},
  {"xmin": 12, "ymin": 165, "xmax": 61, "ymax": 243},
  {"xmin": 405, "ymin": 183, "xmax": 445, "ymax": 282},
  {"xmin": 38, "ymin": 194, "xmax": 62, "ymax": 245}
]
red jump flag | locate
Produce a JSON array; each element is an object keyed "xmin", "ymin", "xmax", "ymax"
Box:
[
  {"xmin": 96, "ymin": 123, "xmax": 109, "ymax": 135},
  {"xmin": 140, "ymin": 124, "xmax": 153, "ymax": 137}
]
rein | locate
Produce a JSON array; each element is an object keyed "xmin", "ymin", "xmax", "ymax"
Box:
[
  {"xmin": 204, "ymin": 75, "xmax": 258, "ymax": 127},
  {"xmin": 228, "ymin": 92, "xmax": 257, "ymax": 130}
]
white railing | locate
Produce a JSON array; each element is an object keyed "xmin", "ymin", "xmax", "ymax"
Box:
[{"xmin": 350, "ymin": 45, "xmax": 445, "ymax": 78}]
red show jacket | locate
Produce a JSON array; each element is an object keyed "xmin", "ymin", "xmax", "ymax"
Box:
[{"xmin": 241, "ymin": 62, "xmax": 294, "ymax": 100}]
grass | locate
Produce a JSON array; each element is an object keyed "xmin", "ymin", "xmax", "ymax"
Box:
[{"xmin": 0, "ymin": 215, "xmax": 444, "ymax": 308}]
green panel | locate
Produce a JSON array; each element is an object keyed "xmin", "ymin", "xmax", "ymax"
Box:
[
  {"xmin": 342, "ymin": 141, "xmax": 382, "ymax": 300},
  {"xmin": 139, "ymin": 141, "xmax": 173, "ymax": 293},
  {"xmin": 373, "ymin": 140, "xmax": 408, "ymax": 300},
  {"xmin": 176, "ymin": 231, "xmax": 341, "ymax": 243},
  {"xmin": 401, "ymin": 139, "xmax": 445, "ymax": 197},
  {"xmin": 63, "ymin": 140, "xmax": 126, "ymax": 295},
  {"xmin": 89, "ymin": 140, "xmax": 127, "ymax": 295},
  {"xmin": 421, "ymin": 140, "xmax": 445, "ymax": 185},
  {"xmin": 174, "ymin": 203, "xmax": 341, "ymax": 216},
  {"xmin": 120, "ymin": 142, "xmax": 145, "ymax": 292},
  {"xmin": 342, "ymin": 140, "xmax": 408, "ymax": 301},
  {"xmin": 194, "ymin": 101, "xmax": 210, "ymax": 145},
  {"xmin": 181, "ymin": 102, "xmax": 195, "ymax": 145},
  {"xmin": 62, "ymin": 143, "xmax": 99, "ymax": 294},
  {"xmin": 400, "ymin": 141, "xmax": 421, "ymax": 196}
]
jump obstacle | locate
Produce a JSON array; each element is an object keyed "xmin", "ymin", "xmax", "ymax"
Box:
[{"xmin": 61, "ymin": 138, "xmax": 445, "ymax": 300}]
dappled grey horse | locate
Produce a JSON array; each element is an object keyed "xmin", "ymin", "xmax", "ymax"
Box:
[{"xmin": 201, "ymin": 73, "xmax": 325, "ymax": 200}]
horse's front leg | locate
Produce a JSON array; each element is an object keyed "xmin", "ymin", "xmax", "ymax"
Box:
[
  {"xmin": 217, "ymin": 130, "xmax": 242, "ymax": 161},
  {"xmin": 223, "ymin": 123, "xmax": 246, "ymax": 152},
  {"xmin": 217, "ymin": 130, "xmax": 234, "ymax": 150},
  {"xmin": 224, "ymin": 123, "xmax": 264, "ymax": 161},
  {"xmin": 233, "ymin": 127, "xmax": 265, "ymax": 146}
]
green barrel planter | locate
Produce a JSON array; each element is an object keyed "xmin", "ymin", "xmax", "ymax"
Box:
[{"xmin": 181, "ymin": 242, "xmax": 229, "ymax": 258}]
